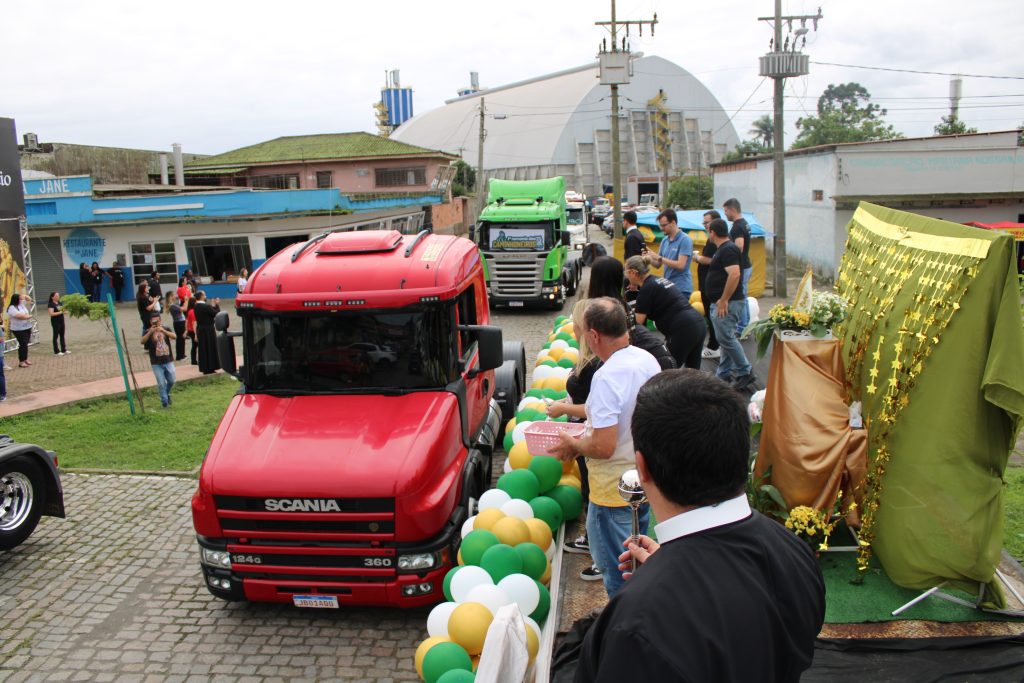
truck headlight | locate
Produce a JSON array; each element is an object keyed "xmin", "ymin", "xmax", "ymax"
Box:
[
  {"xmin": 201, "ymin": 548, "xmax": 232, "ymax": 569},
  {"xmin": 398, "ymin": 553, "xmax": 437, "ymax": 571}
]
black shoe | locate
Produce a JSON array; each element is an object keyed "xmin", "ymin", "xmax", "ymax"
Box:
[
  {"xmin": 564, "ymin": 534, "xmax": 590, "ymax": 554},
  {"xmin": 580, "ymin": 565, "xmax": 603, "ymax": 581}
]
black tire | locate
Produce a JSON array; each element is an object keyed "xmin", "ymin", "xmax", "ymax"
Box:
[
  {"xmin": 0, "ymin": 456, "xmax": 46, "ymax": 550},
  {"xmin": 502, "ymin": 341, "xmax": 526, "ymax": 392},
  {"xmin": 493, "ymin": 360, "xmax": 522, "ymax": 443},
  {"xmin": 564, "ymin": 267, "xmax": 577, "ymax": 297}
]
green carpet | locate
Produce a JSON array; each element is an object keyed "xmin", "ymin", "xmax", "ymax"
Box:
[{"xmin": 820, "ymin": 552, "xmax": 1021, "ymax": 624}]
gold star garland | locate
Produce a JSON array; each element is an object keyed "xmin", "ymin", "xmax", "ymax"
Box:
[{"xmin": 835, "ymin": 220, "xmax": 980, "ymax": 572}]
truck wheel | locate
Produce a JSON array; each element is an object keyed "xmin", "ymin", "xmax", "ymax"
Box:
[
  {"xmin": 502, "ymin": 341, "xmax": 526, "ymax": 391},
  {"xmin": 0, "ymin": 456, "xmax": 46, "ymax": 550},
  {"xmin": 494, "ymin": 360, "xmax": 522, "ymax": 443},
  {"xmin": 565, "ymin": 268, "xmax": 577, "ymax": 297}
]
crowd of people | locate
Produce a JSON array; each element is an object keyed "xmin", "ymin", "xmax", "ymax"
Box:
[{"xmin": 2, "ymin": 266, "xmax": 225, "ymax": 406}]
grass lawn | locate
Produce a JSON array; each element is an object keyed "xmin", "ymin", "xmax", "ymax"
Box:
[
  {"xmin": 2, "ymin": 375, "xmax": 239, "ymax": 472},
  {"xmin": 1004, "ymin": 464, "xmax": 1024, "ymax": 562}
]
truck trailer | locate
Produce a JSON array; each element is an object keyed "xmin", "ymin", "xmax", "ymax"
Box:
[{"xmin": 192, "ymin": 229, "xmax": 525, "ymax": 608}]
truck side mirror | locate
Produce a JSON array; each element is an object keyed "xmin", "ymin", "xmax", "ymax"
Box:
[
  {"xmin": 214, "ymin": 311, "xmax": 242, "ymax": 380},
  {"xmin": 468, "ymin": 223, "xmax": 476, "ymax": 243},
  {"xmin": 560, "ymin": 230, "xmax": 571, "ymax": 247},
  {"xmin": 459, "ymin": 324, "xmax": 503, "ymax": 375}
]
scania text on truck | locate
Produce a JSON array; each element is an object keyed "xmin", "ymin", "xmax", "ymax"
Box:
[
  {"xmin": 472, "ymin": 177, "xmax": 582, "ymax": 309},
  {"xmin": 191, "ymin": 229, "xmax": 525, "ymax": 608}
]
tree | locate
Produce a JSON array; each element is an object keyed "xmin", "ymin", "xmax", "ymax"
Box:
[
  {"xmin": 792, "ymin": 82, "xmax": 902, "ymax": 149},
  {"xmin": 666, "ymin": 175, "xmax": 713, "ymax": 209},
  {"xmin": 749, "ymin": 115, "xmax": 774, "ymax": 148},
  {"xmin": 934, "ymin": 115, "xmax": 978, "ymax": 136},
  {"xmin": 451, "ymin": 160, "xmax": 475, "ymax": 197},
  {"xmin": 723, "ymin": 140, "xmax": 770, "ymax": 163}
]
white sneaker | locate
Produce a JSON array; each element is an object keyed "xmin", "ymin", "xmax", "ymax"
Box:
[
  {"xmin": 702, "ymin": 348, "xmax": 720, "ymax": 359},
  {"xmin": 56, "ymin": 352, "xmax": 64, "ymax": 356},
  {"xmin": 64, "ymin": 350, "xmax": 71, "ymax": 355}
]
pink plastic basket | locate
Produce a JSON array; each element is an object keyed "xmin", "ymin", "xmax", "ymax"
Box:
[{"xmin": 523, "ymin": 421, "xmax": 586, "ymax": 456}]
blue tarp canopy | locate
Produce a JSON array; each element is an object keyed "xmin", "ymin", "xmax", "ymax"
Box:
[{"xmin": 635, "ymin": 209, "xmax": 770, "ymax": 238}]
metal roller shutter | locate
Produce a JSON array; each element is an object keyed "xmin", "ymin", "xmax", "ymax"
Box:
[{"xmin": 28, "ymin": 236, "xmax": 69, "ymax": 296}]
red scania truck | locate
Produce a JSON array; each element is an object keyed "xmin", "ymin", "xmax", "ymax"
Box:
[{"xmin": 191, "ymin": 229, "xmax": 524, "ymax": 608}]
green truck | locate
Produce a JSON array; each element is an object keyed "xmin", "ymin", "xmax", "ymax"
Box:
[{"xmin": 473, "ymin": 177, "xmax": 582, "ymax": 309}]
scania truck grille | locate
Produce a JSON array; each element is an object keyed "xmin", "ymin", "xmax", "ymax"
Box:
[
  {"xmin": 214, "ymin": 495, "xmax": 395, "ymax": 541},
  {"xmin": 485, "ymin": 254, "xmax": 546, "ymax": 297}
]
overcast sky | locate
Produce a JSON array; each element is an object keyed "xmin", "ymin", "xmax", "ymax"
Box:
[{"xmin": 3, "ymin": 0, "xmax": 1022, "ymax": 157}]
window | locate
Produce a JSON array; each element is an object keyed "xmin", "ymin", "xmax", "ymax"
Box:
[
  {"xmin": 252, "ymin": 174, "xmax": 299, "ymax": 190},
  {"xmin": 184, "ymin": 236, "xmax": 252, "ymax": 282},
  {"xmin": 130, "ymin": 242, "xmax": 177, "ymax": 286},
  {"xmin": 812, "ymin": 189, "xmax": 824, "ymax": 201},
  {"xmin": 316, "ymin": 171, "xmax": 333, "ymax": 189},
  {"xmin": 375, "ymin": 167, "xmax": 427, "ymax": 188},
  {"xmin": 456, "ymin": 285, "xmax": 478, "ymax": 357}
]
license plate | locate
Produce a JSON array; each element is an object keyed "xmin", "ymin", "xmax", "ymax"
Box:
[
  {"xmin": 509, "ymin": 301, "xmax": 524, "ymax": 307},
  {"xmin": 293, "ymin": 595, "xmax": 339, "ymax": 609}
]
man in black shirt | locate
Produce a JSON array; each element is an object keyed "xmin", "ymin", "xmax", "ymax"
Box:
[
  {"xmin": 705, "ymin": 218, "xmax": 754, "ymax": 391},
  {"xmin": 622, "ymin": 210, "xmax": 645, "ymax": 259},
  {"xmin": 723, "ymin": 197, "xmax": 753, "ymax": 330},
  {"xmin": 575, "ymin": 370, "xmax": 825, "ymax": 683},
  {"xmin": 625, "ymin": 255, "xmax": 705, "ymax": 370},
  {"xmin": 141, "ymin": 313, "xmax": 177, "ymax": 408},
  {"xmin": 693, "ymin": 210, "xmax": 721, "ymax": 358},
  {"xmin": 147, "ymin": 270, "xmax": 163, "ymax": 299}
]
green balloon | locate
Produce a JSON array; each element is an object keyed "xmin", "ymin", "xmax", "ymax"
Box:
[
  {"xmin": 554, "ymin": 332, "xmax": 574, "ymax": 343},
  {"xmin": 461, "ymin": 529, "xmax": 500, "ymax": 566},
  {"xmin": 554, "ymin": 315, "xmax": 569, "ymax": 327},
  {"xmin": 529, "ymin": 496, "xmax": 564, "ymax": 533},
  {"xmin": 515, "ymin": 542, "xmax": 548, "ymax": 580},
  {"xmin": 503, "ymin": 431, "xmax": 514, "ymax": 453},
  {"xmin": 437, "ymin": 670, "xmax": 476, "ymax": 683},
  {"xmin": 557, "ymin": 357, "xmax": 576, "ymax": 369},
  {"xmin": 531, "ymin": 580, "xmax": 551, "ymax": 623},
  {"xmin": 515, "ymin": 408, "xmax": 545, "ymax": 424},
  {"xmin": 540, "ymin": 388, "xmax": 565, "ymax": 400},
  {"xmin": 567, "ymin": 339, "xmax": 580, "ymax": 349},
  {"xmin": 443, "ymin": 565, "xmax": 462, "ymax": 601},
  {"xmin": 525, "ymin": 388, "xmax": 546, "ymax": 399},
  {"xmin": 540, "ymin": 359, "xmax": 558, "ymax": 367},
  {"xmin": 528, "ymin": 456, "xmax": 563, "ymax": 493},
  {"xmin": 423, "ymin": 642, "xmax": 473, "ymax": 683},
  {"xmin": 480, "ymin": 543, "xmax": 524, "ymax": 583},
  {"xmin": 547, "ymin": 485, "xmax": 583, "ymax": 522},
  {"xmin": 497, "ymin": 469, "xmax": 541, "ymax": 501}
]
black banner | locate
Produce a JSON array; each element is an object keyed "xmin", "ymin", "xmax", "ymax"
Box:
[{"xmin": 1, "ymin": 117, "xmax": 27, "ymax": 337}]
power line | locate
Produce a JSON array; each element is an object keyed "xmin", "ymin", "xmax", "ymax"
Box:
[
  {"xmin": 714, "ymin": 78, "xmax": 769, "ymax": 136},
  {"xmin": 811, "ymin": 61, "xmax": 1024, "ymax": 81}
]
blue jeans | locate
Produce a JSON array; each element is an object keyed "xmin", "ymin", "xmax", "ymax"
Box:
[
  {"xmin": 587, "ymin": 501, "xmax": 650, "ymax": 598},
  {"xmin": 738, "ymin": 266, "xmax": 753, "ymax": 331},
  {"xmin": 711, "ymin": 298, "xmax": 752, "ymax": 380},
  {"xmin": 0, "ymin": 357, "xmax": 6, "ymax": 398},
  {"xmin": 152, "ymin": 362, "xmax": 176, "ymax": 407}
]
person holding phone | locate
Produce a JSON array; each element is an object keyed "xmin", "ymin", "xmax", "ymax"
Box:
[{"xmin": 141, "ymin": 313, "xmax": 177, "ymax": 408}]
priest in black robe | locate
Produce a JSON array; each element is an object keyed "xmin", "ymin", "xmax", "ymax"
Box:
[
  {"xmin": 193, "ymin": 292, "xmax": 221, "ymax": 375},
  {"xmin": 575, "ymin": 369, "xmax": 825, "ymax": 682}
]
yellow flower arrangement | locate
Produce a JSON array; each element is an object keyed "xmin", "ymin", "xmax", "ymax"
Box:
[{"xmin": 785, "ymin": 505, "xmax": 839, "ymax": 552}]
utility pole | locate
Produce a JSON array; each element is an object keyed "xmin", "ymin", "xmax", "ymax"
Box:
[
  {"xmin": 595, "ymin": 1, "xmax": 657, "ymax": 243},
  {"xmin": 949, "ymin": 75, "xmax": 963, "ymax": 119},
  {"xmin": 475, "ymin": 97, "xmax": 486, "ymax": 226},
  {"xmin": 758, "ymin": 3, "xmax": 821, "ymax": 298}
]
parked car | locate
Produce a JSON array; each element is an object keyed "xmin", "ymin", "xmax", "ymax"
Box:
[{"xmin": 349, "ymin": 342, "xmax": 398, "ymax": 364}]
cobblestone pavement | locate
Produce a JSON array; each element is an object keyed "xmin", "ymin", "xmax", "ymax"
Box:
[{"xmin": 0, "ymin": 233, "xmax": 784, "ymax": 681}]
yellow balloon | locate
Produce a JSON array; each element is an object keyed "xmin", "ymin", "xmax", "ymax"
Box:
[
  {"xmin": 546, "ymin": 346, "xmax": 564, "ymax": 362},
  {"xmin": 691, "ymin": 300, "xmax": 705, "ymax": 316},
  {"xmin": 474, "ymin": 507, "xmax": 506, "ymax": 531},
  {"xmin": 557, "ymin": 324, "xmax": 575, "ymax": 338},
  {"xmin": 492, "ymin": 516, "xmax": 531, "ymax": 546},
  {"xmin": 508, "ymin": 441, "xmax": 533, "ymax": 470},
  {"xmin": 524, "ymin": 401, "xmax": 547, "ymax": 413},
  {"xmin": 562, "ymin": 458, "xmax": 575, "ymax": 475},
  {"xmin": 457, "ymin": 548, "xmax": 465, "ymax": 565},
  {"xmin": 534, "ymin": 355, "xmax": 555, "ymax": 367},
  {"xmin": 448, "ymin": 602, "xmax": 494, "ymax": 656},
  {"xmin": 547, "ymin": 332, "xmax": 558, "ymax": 342},
  {"xmin": 561, "ymin": 349, "xmax": 579, "ymax": 364},
  {"xmin": 524, "ymin": 624, "xmax": 540, "ymax": 663},
  {"xmin": 525, "ymin": 518, "xmax": 553, "ymax": 550},
  {"xmin": 571, "ymin": 461, "xmax": 581, "ymax": 479},
  {"xmin": 505, "ymin": 417, "xmax": 517, "ymax": 434},
  {"xmin": 531, "ymin": 378, "xmax": 546, "ymax": 390},
  {"xmin": 543, "ymin": 376, "xmax": 567, "ymax": 392},
  {"xmin": 689, "ymin": 290, "xmax": 702, "ymax": 305},
  {"xmin": 540, "ymin": 560, "xmax": 551, "ymax": 585},
  {"xmin": 471, "ymin": 655, "xmax": 480, "ymax": 672},
  {"xmin": 558, "ymin": 475, "xmax": 582, "ymax": 491},
  {"xmin": 415, "ymin": 637, "xmax": 450, "ymax": 678}
]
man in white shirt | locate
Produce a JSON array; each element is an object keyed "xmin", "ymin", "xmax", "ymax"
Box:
[
  {"xmin": 574, "ymin": 369, "xmax": 825, "ymax": 682},
  {"xmin": 549, "ymin": 297, "xmax": 661, "ymax": 596}
]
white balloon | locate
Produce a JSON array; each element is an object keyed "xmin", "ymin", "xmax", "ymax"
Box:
[
  {"xmin": 500, "ymin": 499, "xmax": 534, "ymax": 520},
  {"xmin": 502, "ymin": 458, "xmax": 513, "ymax": 473},
  {"xmin": 747, "ymin": 296, "xmax": 760, "ymax": 323},
  {"xmin": 524, "ymin": 616, "xmax": 542, "ymax": 643},
  {"xmin": 461, "ymin": 516, "xmax": 477, "ymax": 539},
  {"xmin": 479, "ymin": 488, "xmax": 511, "ymax": 511},
  {"xmin": 498, "ymin": 574, "xmax": 540, "ymax": 616},
  {"xmin": 549, "ymin": 366, "xmax": 572, "ymax": 379},
  {"xmin": 511, "ymin": 421, "xmax": 534, "ymax": 444},
  {"xmin": 466, "ymin": 584, "xmax": 513, "ymax": 615},
  {"xmin": 532, "ymin": 365, "xmax": 555, "ymax": 381},
  {"xmin": 517, "ymin": 397, "xmax": 539, "ymax": 412},
  {"xmin": 427, "ymin": 601, "xmax": 458, "ymax": 638},
  {"xmin": 450, "ymin": 565, "xmax": 493, "ymax": 602},
  {"xmin": 535, "ymin": 348, "xmax": 550, "ymax": 362},
  {"xmin": 549, "ymin": 339, "xmax": 570, "ymax": 351}
]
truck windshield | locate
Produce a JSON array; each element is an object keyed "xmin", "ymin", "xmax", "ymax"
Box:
[
  {"xmin": 245, "ymin": 307, "xmax": 456, "ymax": 394},
  {"xmin": 480, "ymin": 221, "xmax": 556, "ymax": 251},
  {"xmin": 566, "ymin": 208, "xmax": 585, "ymax": 226}
]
